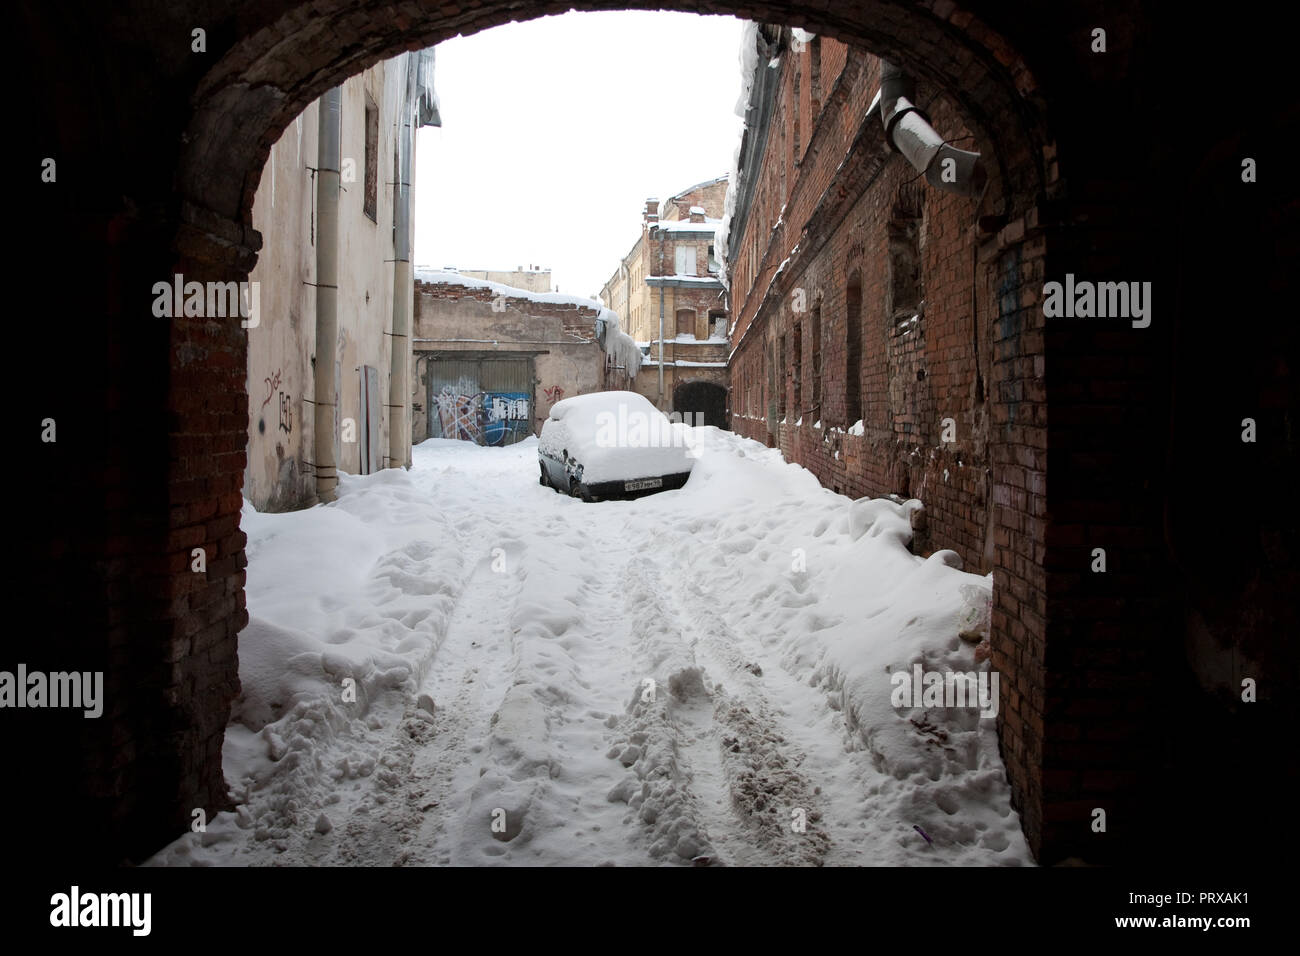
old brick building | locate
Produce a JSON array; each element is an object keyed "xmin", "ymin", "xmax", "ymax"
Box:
[
  {"xmin": 412, "ymin": 271, "xmax": 637, "ymax": 444},
  {"xmin": 15, "ymin": 0, "xmax": 1295, "ymax": 867},
  {"xmin": 727, "ymin": 27, "xmax": 993, "ymax": 568},
  {"xmin": 601, "ymin": 177, "xmax": 730, "ymax": 425},
  {"xmin": 453, "ymin": 266, "xmax": 553, "ymax": 293}
]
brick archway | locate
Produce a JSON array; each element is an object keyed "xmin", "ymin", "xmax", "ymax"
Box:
[
  {"xmin": 24, "ymin": 0, "xmax": 1292, "ymax": 868},
  {"xmin": 21, "ymin": 0, "xmax": 1059, "ymax": 866},
  {"xmin": 674, "ymin": 379, "xmax": 728, "ymax": 428},
  {"xmin": 168, "ymin": 1, "xmax": 1056, "ymax": 866},
  {"xmin": 179, "ymin": 1, "xmax": 1050, "ymax": 238}
]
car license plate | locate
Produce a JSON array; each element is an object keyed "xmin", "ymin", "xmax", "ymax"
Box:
[{"xmin": 625, "ymin": 477, "xmax": 663, "ymax": 492}]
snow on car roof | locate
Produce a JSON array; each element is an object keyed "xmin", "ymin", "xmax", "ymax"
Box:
[
  {"xmin": 548, "ymin": 389, "xmax": 657, "ymax": 422},
  {"xmin": 540, "ymin": 391, "xmax": 693, "ymax": 485}
]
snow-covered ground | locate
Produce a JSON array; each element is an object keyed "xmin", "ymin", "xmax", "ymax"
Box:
[{"xmin": 149, "ymin": 427, "xmax": 1029, "ymax": 866}]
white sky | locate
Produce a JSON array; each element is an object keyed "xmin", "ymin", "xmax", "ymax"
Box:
[{"xmin": 412, "ymin": 11, "xmax": 745, "ymax": 300}]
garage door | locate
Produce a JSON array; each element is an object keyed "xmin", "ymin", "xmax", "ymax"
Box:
[{"xmin": 426, "ymin": 355, "xmax": 534, "ymax": 446}]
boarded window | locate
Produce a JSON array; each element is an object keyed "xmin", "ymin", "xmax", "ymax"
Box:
[
  {"xmin": 846, "ymin": 274, "xmax": 863, "ymax": 425},
  {"xmin": 889, "ymin": 187, "xmax": 924, "ymax": 318},
  {"xmin": 811, "ymin": 304, "xmax": 822, "ymax": 418},
  {"xmin": 675, "ymin": 245, "xmax": 697, "ymax": 276},
  {"xmin": 777, "ymin": 332, "xmax": 787, "ymax": 418},
  {"xmin": 791, "ymin": 321, "xmax": 802, "ymax": 417},
  {"xmin": 676, "ymin": 308, "xmax": 696, "ymax": 338}
]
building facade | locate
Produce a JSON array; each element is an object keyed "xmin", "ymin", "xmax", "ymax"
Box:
[
  {"xmin": 600, "ymin": 176, "xmax": 730, "ymax": 426},
  {"xmin": 244, "ymin": 51, "xmax": 440, "ymax": 511},
  {"xmin": 413, "ymin": 272, "xmax": 640, "ymax": 444},
  {"xmin": 452, "ymin": 267, "xmax": 553, "ymax": 293},
  {"xmin": 725, "ymin": 27, "xmax": 993, "ymax": 568}
]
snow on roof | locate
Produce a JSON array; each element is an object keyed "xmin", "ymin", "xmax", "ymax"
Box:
[
  {"xmin": 668, "ymin": 174, "xmax": 729, "ymax": 200},
  {"xmin": 413, "ymin": 49, "xmax": 441, "ymax": 128},
  {"xmin": 415, "ymin": 269, "xmax": 641, "ymax": 379},
  {"xmin": 689, "ymin": 205, "xmax": 707, "ymax": 215},
  {"xmin": 415, "ymin": 268, "xmax": 605, "ymax": 309},
  {"xmin": 653, "ymin": 218, "xmax": 721, "ymax": 234},
  {"xmin": 645, "ymin": 273, "xmax": 724, "ymax": 285},
  {"xmin": 717, "ymin": 21, "xmax": 763, "ymax": 284}
]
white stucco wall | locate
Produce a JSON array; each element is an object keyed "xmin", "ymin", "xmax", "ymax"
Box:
[{"xmin": 245, "ymin": 54, "xmax": 423, "ymax": 511}]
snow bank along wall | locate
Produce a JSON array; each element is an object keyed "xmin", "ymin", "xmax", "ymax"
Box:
[
  {"xmin": 18, "ymin": 0, "xmax": 1294, "ymax": 866},
  {"xmin": 725, "ymin": 22, "xmax": 1296, "ymax": 866},
  {"xmin": 412, "ymin": 274, "xmax": 622, "ymax": 443}
]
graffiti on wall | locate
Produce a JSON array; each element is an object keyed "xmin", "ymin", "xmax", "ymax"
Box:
[
  {"xmin": 434, "ymin": 386, "xmax": 484, "ymax": 443},
  {"xmin": 484, "ymin": 392, "xmax": 530, "ymax": 446},
  {"xmin": 543, "ymin": 385, "xmax": 565, "ymax": 404},
  {"xmin": 431, "ymin": 386, "xmax": 530, "ymax": 446},
  {"xmin": 262, "ymin": 368, "xmax": 283, "ymax": 410},
  {"xmin": 278, "ymin": 391, "xmax": 293, "ymax": 433}
]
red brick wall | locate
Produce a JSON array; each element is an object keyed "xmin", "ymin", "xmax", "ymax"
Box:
[
  {"xmin": 726, "ymin": 34, "xmax": 1054, "ymax": 860},
  {"xmin": 730, "ymin": 46, "xmax": 995, "ymax": 573},
  {"xmin": 415, "ymin": 279, "xmax": 602, "ymax": 341}
]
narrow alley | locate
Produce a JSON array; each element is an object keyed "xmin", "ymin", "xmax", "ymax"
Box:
[{"xmin": 150, "ymin": 429, "xmax": 1026, "ymax": 866}]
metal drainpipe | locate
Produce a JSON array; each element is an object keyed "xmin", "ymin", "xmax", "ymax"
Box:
[
  {"xmin": 879, "ymin": 60, "xmax": 987, "ymax": 198},
  {"xmin": 314, "ymin": 87, "xmax": 341, "ymax": 502},
  {"xmin": 658, "ymin": 244, "xmax": 665, "ymax": 404},
  {"xmin": 388, "ymin": 59, "xmax": 414, "ymax": 472}
]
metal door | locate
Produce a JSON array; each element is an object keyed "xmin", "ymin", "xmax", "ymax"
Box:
[{"xmin": 426, "ymin": 355, "xmax": 533, "ymax": 446}]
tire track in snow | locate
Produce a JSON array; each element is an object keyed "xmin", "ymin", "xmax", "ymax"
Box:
[
  {"xmin": 646, "ymin": 554, "xmax": 831, "ymax": 866},
  {"xmin": 434, "ymin": 503, "xmax": 655, "ymax": 865},
  {"xmin": 360, "ymin": 541, "xmax": 524, "ymax": 865},
  {"xmin": 601, "ymin": 550, "xmax": 829, "ymax": 866}
]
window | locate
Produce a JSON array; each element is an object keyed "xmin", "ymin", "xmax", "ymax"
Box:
[
  {"xmin": 846, "ymin": 274, "xmax": 863, "ymax": 425},
  {"xmin": 792, "ymin": 53, "xmax": 801, "ymax": 163},
  {"xmin": 889, "ymin": 190, "xmax": 924, "ymax": 318},
  {"xmin": 767, "ymin": 340, "xmax": 776, "ymax": 426},
  {"xmin": 708, "ymin": 310, "xmax": 726, "ymax": 338},
  {"xmin": 363, "ymin": 95, "xmax": 378, "ymax": 223},
  {"xmin": 675, "ymin": 245, "xmax": 697, "ymax": 276},
  {"xmin": 676, "ymin": 309, "xmax": 695, "ymax": 338},
  {"xmin": 810, "ymin": 38, "xmax": 822, "ymax": 117},
  {"xmin": 791, "ymin": 322, "xmax": 802, "ymax": 417},
  {"xmin": 707, "ymin": 244, "xmax": 720, "ymax": 275},
  {"xmin": 811, "ymin": 304, "xmax": 822, "ymax": 417},
  {"xmin": 777, "ymin": 333, "xmax": 786, "ymax": 419}
]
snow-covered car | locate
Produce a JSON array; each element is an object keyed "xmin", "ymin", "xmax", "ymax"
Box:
[{"xmin": 538, "ymin": 390, "xmax": 694, "ymax": 501}]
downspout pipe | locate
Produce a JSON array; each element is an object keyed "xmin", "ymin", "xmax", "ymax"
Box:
[
  {"xmin": 314, "ymin": 86, "xmax": 342, "ymax": 502},
  {"xmin": 658, "ymin": 242, "xmax": 665, "ymax": 403},
  {"xmin": 879, "ymin": 60, "xmax": 987, "ymax": 198},
  {"xmin": 388, "ymin": 58, "xmax": 415, "ymax": 472}
]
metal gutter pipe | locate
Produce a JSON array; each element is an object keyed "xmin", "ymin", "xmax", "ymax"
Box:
[
  {"xmin": 313, "ymin": 86, "xmax": 341, "ymax": 502},
  {"xmin": 879, "ymin": 61, "xmax": 987, "ymax": 198}
]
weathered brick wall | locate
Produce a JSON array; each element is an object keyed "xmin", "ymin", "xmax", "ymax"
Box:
[
  {"xmin": 727, "ymin": 30, "xmax": 1057, "ymax": 860},
  {"xmin": 730, "ymin": 45, "xmax": 995, "ymax": 573},
  {"xmin": 414, "ymin": 279, "xmax": 602, "ymax": 342}
]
